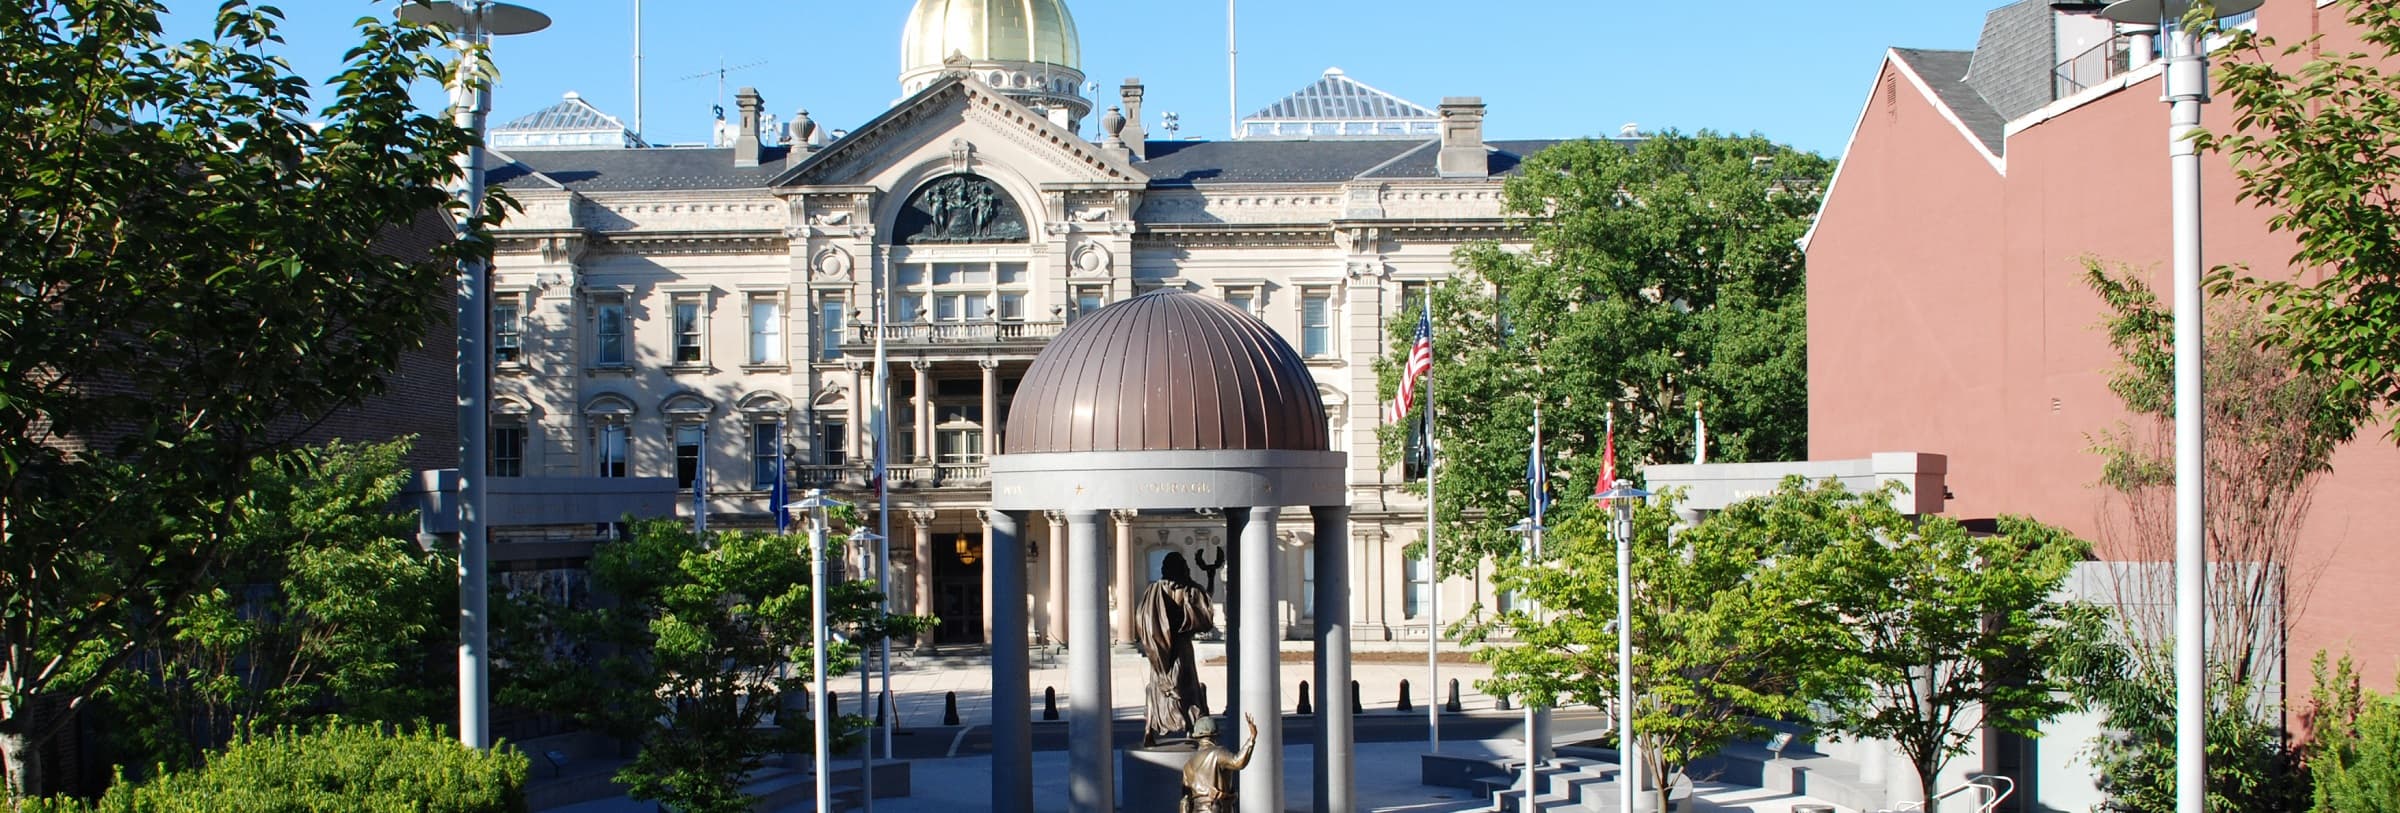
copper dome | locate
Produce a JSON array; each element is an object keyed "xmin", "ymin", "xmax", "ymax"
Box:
[{"xmin": 1005, "ymin": 290, "xmax": 1329, "ymax": 454}]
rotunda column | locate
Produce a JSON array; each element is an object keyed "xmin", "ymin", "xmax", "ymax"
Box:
[
  {"xmin": 1236, "ymin": 505, "xmax": 1283, "ymax": 812},
  {"xmin": 1112, "ymin": 509, "xmax": 1138, "ymax": 645},
  {"xmin": 1065, "ymin": 509, "xmax": 1112, "ymax": 813},
  {"xmin": 1045, "ymin": 510, "xmax": 1068, "ymax": 644},
  {"xmin": 1312, "ymin": 505, "xmax": 1353, "ymax": 813},
  {"xmin": 987, "ymin": 509, "xmax": 1032, "ymax": 813}
]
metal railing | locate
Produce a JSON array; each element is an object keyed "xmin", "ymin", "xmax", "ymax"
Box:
[
  {"xmin": 2055, "ymin": 37, "xmax": 2132, "ymax": 99},
  {"xmin": 850, "ymin": 320, "xmax": 1066, "ymax": 346},
  {"xmin": 789, "ymin": 462, "xmax": 990, "ymax": 491}
]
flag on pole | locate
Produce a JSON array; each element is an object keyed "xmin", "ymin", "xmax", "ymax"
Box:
[
  {"xmin": 1595, "ymin": 408, "xmax": 1618, "ymax": 496},
  {"xmin": 1526, "ymin": 411, "xmax": 1549, "ymax": 523},
  {"xmin": 1386, "ymin": 308, "xmax": 1434, "ymax": 424},
  {"xmin": 772, "ymin": 422, "xmax": 791, "ymax": 534},
  {"xmin": 1694, "ymin": 401, "xmax": 1708, "ymax": 465}
]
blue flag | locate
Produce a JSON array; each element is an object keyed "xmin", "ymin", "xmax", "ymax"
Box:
[
  {"xmin": 771, "ymin": 422, "xmax": 791, "ymax": 534},
  {"xmin": 1526, "ymin": 421, "xmax": 1549, "ymax": 523}
]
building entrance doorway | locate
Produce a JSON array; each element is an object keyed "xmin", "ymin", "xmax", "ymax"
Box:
[{"xmin": 932, "ymin": 529, "xmax": 985, "ymax": 644}]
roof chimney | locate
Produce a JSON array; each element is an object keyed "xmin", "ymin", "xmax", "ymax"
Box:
[
  {"xmin": 1437, "ymin": 97, "xmax": 1487, "ymax": 179},
  {"xmin": 1119, "ymin": 78, "xmax": 1148, "ymax": 160},
  {"xmin": 733, "ymin": 86, "xmax": 764, "ymax": 168}
]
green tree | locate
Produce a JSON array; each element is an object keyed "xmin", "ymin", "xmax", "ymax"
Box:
[
  {"xmin": 1381, "ymin": 133, "xmax": 1833, "ymax": 575},
  {"xmin": 498, "ymin": 519, "xmax": 931, "ymax": 813},
  {"xmin": 2303, "ymin": 654, "xmax": 2400, "ymax": 813},
  {"xmin": 1470, "ymin": 491, "xmax": 1838, "ymax": 813},
  {"xmin": 102, "ymin": 439, "xmax": 454, "ymax": 773},
  {"xmin": 0, "ymin": 1, "xmax": 484, "ymax": 797},
  {"xmin": 2200, "ymin": 0, "xmax": 2400, "ymax": 442},
  {"xmin": 1788, "ymin": 481, "xmax": 2091, "ymax": 807},
  {"xmin": 22, "ymin": 721, "xmax": 527, "ymax": 813}
]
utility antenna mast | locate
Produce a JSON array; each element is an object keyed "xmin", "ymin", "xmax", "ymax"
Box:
[
  {"xmin": 632, "ymin": 0, "xmax": 643, "ymax": 138},
  {"xmin": 1227, "ymin": 0, "xmax": 1239, "ymax": 140},
  {"xmin": 680, "ymin": 57, "xmax": 770, "ymax": 118}
]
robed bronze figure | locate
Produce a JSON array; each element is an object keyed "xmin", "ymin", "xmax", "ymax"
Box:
[
  {"xmin": 1179, "ymin": 715, "xmax": 1257, "ymax": 813},
  {"xmin": 1134, "ymin": 551, "xmax": 1216, "ymax": 747}
]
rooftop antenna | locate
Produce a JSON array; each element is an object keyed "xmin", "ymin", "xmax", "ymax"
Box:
[
  {"xmin": 1227, "ymin": 0, "xmax": 1239, "ymax": 140},
  {"xmin": 680, "ymin": 57, "xmax": 769, "ymax": 120},
  {"xmin": 631, "ymin": 0, "xmax": 644, "ymax": 139}
]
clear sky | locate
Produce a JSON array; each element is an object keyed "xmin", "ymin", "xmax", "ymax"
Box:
[{"xmin": 161, "ymin": 1, "xmax": 2002, "ymax": 158}]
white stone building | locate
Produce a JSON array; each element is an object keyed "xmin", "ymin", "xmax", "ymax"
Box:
[{"xmin": 480, "ymin": 0, "xmax": 1600, "ymax": 647}]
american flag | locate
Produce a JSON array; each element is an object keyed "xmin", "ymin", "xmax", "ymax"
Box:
[{"xmin": 1385, "ymin": 309, "xmax": 1433, "ymax": 424}]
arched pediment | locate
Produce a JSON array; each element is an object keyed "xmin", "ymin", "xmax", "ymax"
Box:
[
  {"xmin": 739, "ymin": 390, "xmax": 794, "ymax": 416},
  {"xmin": 492, "ymin": 395, "xmax": 536, "ymax": 418},
  {"xmin": 584, "ymin": 392, "xmax": 637, "ymax": 418},
  {"xmin": 659, "ymin": 391, "xmax": 717, "ymax": 418},
  {"xmin": 895, "ymin": 174, "xmax": 1029, "ymax": 245},
  {"xmin": 811, "ymin": 384, "xmax": 849, "ymax": 410}
]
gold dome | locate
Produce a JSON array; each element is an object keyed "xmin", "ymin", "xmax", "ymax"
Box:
[{"xmin": 902, "ymin": 0, "xmax": 1081, "ymax": 74}]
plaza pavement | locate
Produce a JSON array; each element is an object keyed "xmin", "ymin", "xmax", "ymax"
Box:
[{"xmin": 542, "ymin": 647, "xmax": 1848, "ymax": 812}]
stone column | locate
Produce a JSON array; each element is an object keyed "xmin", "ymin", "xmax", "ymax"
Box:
[
  {"xmin": 845, "ymin": 362, "xmax": 865, "ymax": 462},
  {"xmin": 981, "ymin": 511, "xmax": 996, "ymax": 645},
  {"xmin": 979, "ymin": 359, "xmax": 1001, "ymax": 456},
  {"xmin": 1220, "ymin": 509, "xmax": 1244, "ymax": 751},
  {"xmin": 987, "ymin": 510, "xmax": 1033, "ymax": 813},
  {"xmin": 1045, "ymin": 511, "xmax": 1068, "ymax": 645},
  {"xmin": 912, "ymin": 360, "xmax": 932, "ymax": 463},
  {"xmin": 1367, "ymin": 530, "xmax": 1389, "ymax": 632},
  {"xmin": 1111, "ymin": 509, "xmax": 1139, "ymax": 645},
  {"xmin": 1236, "ymin": 505, "xmax": 1283, "ymax": 812},
  {"xmin": 910, "ymin": 508, "xmax": 935, "ymax": 647},
  {"xmin": 1065, "ymin": 509, "xmax": 1112, "ymax": 813},
  {"xmin": 1311, "ymin": 506, "xmax": 1353, "ymax": 813}
]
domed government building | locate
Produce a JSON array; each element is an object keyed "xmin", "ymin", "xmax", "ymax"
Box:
[{"xmin": 480, "ymin": 0, "xmax": 1597, "ymax": 649}]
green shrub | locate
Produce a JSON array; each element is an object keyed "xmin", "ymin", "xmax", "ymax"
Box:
[
  {"xmin": 2307, "ymin": 655, "xmax": 2400, "ymax": 813},
  {"xmin": 24, "ymin": 722, "xmax": 527, "ymax": 813}
]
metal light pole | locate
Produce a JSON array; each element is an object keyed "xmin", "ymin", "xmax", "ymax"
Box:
[
  {"xmin": 1505, "ymin": 516, "xmax": 1545, "ymax": 805},
  {"xmin": 1596, "ymin": 480, "xmax": 1650, "ymax": 813},
  {"xmin": 850, "ymin": 529, "xmax": 885, "ymax": 811},
  {"xmin": 791, "ymin": 489, "xmax": 850, "ymax": 813},
  {"xmin": 395, "ymin": 0, "xmax": 551, "ymax": 752},
  {"xmin": 2095, "ymin": 4, "xmax": 2262, "ymax": 812}
]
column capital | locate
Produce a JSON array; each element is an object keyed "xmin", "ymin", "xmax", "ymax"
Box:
[
  {"xmin": 1110, "ymin": 508, "xmax": 1139, "ymax": 525},
  {"xmin": 1043, "ymin": 510, "xmax": 1067, "ymax": 527},
  {"xmin": 843, "ymin": 361, "xmax": 865, "ymax": 373},
  {"xmin": 907, "ymin": 507, "xmax": 938, "ymax": 526},
  {"xmin": 911, "ymin": 358, "xmax": 933, "ymax": 372},
  {"xmin": 978, "ymin": 358, "xmax": 1001, "ymax": 371}
]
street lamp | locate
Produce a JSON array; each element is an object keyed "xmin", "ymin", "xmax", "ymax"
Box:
[
  {"xmin": 788, "ymin": 489, "xmax": 850, "ymax": 813},
  {"xmin": 394, "ymin": 0, "xmax": 550, "ymax": 752},
  {"xmin": 2094, "ymin": 3, "xmax": 2261, "ymax": 813},
  {"xmin": 1504, "ymin": 516, "xmax": 1547, "ymax": 804},
  {"xmin": 848, "ymin": 528, "xmax": 885, "ymax": 812},
  {"xmin": 1594, "ymin": 479, "xmax": 1650, "ymax": 813}
]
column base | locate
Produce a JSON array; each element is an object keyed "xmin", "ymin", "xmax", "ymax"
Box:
[{"xmin": 1119, "ymin": 746, "xmax": 1200, "ymax": 813}]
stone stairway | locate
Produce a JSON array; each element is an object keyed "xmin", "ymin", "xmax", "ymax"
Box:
[{"xmin": 1477, "ymin": 756, "xmax": 1634, "ymax": 813}]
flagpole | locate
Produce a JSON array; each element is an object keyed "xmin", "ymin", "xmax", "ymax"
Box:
[
  {"xmin": 1423, "ymin": 290, "xmax": 1440, "ymax": 753},
  {"xmin": 874, "ymin": 274, "xmax": 894, "ymax": 762}
]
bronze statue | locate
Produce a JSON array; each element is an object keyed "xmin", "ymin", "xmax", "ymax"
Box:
[
  {"xmin": 1134, "ymin": 551, "xmax": 1216, "ymax": 747},
  {"xmin": 1178, "ymin": 715, "xmax": 1257, "ymax": 813}
]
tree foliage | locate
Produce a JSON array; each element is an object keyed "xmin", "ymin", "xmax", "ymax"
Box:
[
  {"xmin": 2200, "ymin": 0, "xmax": 2400, "ymax": 442},
  {"xmin": 1785, "ymin": 482, "xmax": 2090, "ymax": 805},
  {"xmin": 2302, "ymin": 653, "xmax": 2400, "ymax": 813},
  {"xmin": 1470, "ymin": 491, "xmax": 1836, "ymax": 810},
  {"xmin": 0, "ymin": 0, "xmax": 484, "ymax": 798},
  {"xmin": 498, "ymin": 519, "xmax": 932, "ymax": 813},
  {"xmin": 21, "ymin": 721, "xmax": 526, "ymax": 813},
  {"xmin": 102, "ymin": 439, "xmax": 453, "ymax": 774},
  {"xmin": 1380, "ymin": 133, "xmax": 1832, "ymax": 574}
]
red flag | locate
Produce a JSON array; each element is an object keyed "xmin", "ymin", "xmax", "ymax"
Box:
[{"xmin": 1596, "ymin": 410, "xmax": 1617, "ymax": 495}]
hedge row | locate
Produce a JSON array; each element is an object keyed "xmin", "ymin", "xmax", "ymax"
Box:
[{"xmin": 27, "ymin": 722, "xmax": 527, "ymax": 813}]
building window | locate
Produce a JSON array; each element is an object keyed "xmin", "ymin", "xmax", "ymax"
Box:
[
  {"xmin": 674, "ymin": 424, "xmax": 703, "ymax": 489},
  {"xmin": 672, "ymin": 296, "xmax": 704, "ymax": 365},
  {"xmin": 895, "ymin": 261, "xmax": 1026, "ymax": 324},
  {"xmin": 593, "ymin": 298, "xmax": 628, "ymax": 367},
  {"xmin": 998, "ymin": 293, "xmax": 1025, "ymax": 321},
  {"xmin": 749, "ymin": 295, "xmax": 783, "ymax": 365},
  {"xmin": 1074, "ymin": 286, "xmax": 1106, "ymax": 319},
  {"xmin": 818, "ymin": 297, "xmax": 845, "ymax": 361},
  {"xmin": 491, "ymin": 425, "xmax": 525, "ymax": 477},
  {"xmin": 1301, "ymin": 291, "xmax": 1333, "ymax": 358},
  {"xmin": 751, "ymin": 421, "xmax": 781, "ymax": 489},
  {"xmin": 493, "ymin": 295, "xmax": 523, "ymax": 364},
  {"xmin": 816, "ymin": 419, "xmax": 847, "ymax": 466},
  {"xmin": 934, "ymin": 403, "xmax": 985, "ymax": 464},
  {"xmin": 1224, "ymin": 288, "xmax": 1257, "ymax": 317},
  {"xmin": 1303, "ymin": 549, "xmax": 1317, "ymax": 617},
  {"xmin": 594, "ymin": 423, "xmax": 628, "ymax": 478},
  {"xmin": 1403, "ymin": 553, "xmax": 1431, "ymax": 620}
]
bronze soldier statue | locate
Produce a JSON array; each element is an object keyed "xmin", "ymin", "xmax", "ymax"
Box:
[
  {"xmin": 1134, "ymin": 551, "xmax": 1216, "ymax": 747},
  {"xmin": 1179, "ymin": 715, "xmax": 1257, "ymax": 813}
]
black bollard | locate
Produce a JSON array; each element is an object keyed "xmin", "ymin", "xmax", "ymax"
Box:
[
  {"xmin": 1446, "ymin": 679, "xmax": 1463, "ymax": 713},
  {"xmin": 1351, "ymin": 680, "xmax": 1364, "ymax": 715},
  {"xmin": 829, "ymin": 690, "xmax": 840, "ymax": 719},
  {"xmin": 1296, "ymin": 681, "xmax": 1313, "ymax": 716},
  {"xmin": 1043, "ymin": 687, "xmax": 1060, "ymax": 721},
  {"xmin": 1397, "ymin": 679, "xmax": 1414, "ymax": 712},
  {"xmin": 943, "ymin": 690, "xmax": 961, "ymax": 726},
  {"xmin": 1496, "ymin": 693, "xmax": 1513, "ymax": 711},
  {"xmin": 876, "ymin": 694, "xmax": 886, "ymax": 726}
]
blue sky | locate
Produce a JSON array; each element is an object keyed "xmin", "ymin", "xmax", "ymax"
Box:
[{"xmin": 161, "ymin": 1, "xmax": 2000, "ymax": 157}]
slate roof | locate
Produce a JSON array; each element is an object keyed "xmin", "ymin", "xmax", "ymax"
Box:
[
  {"xmin": 483, "ymin": 147, "xmax": 792, "ymax": 193},
  {"xmin": 481, "ymin": 137, "xmax": 1568, "ymax": 192},
  {"xmin": 1892, "ymin": 48, "xmax": 2007, "ymax": 156},
  {"xmin": 1243, "ymin": 68, "xmax": 1435, "ymax": 123}
]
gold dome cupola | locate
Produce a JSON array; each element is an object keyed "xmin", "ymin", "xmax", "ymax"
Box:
[{"xmin": 900, "ymin": 0, "xmax": 1089, "ymax": 125}]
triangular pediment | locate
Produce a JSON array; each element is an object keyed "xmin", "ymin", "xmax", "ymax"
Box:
[{"xmin": 771, "ymin": 75, "xmax": 1147, "ymax": 189}]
